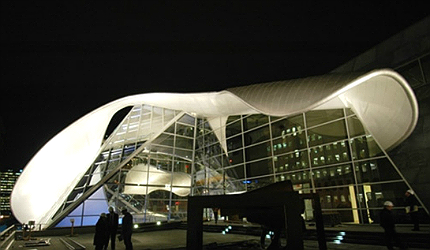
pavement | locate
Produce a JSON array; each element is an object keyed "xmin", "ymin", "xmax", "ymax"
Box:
[{"xmin": 4, "ymin": 222, "xmax": 429, "ymax": 250}]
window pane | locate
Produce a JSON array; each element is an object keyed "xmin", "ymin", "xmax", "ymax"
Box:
[
  {"xmin": 225, "ymin": 165, "xmax": 245, "ymax": 180},
  {"xmin": 227, "ymin": 135, "xmax": 242, "ymax": 151},
  {"xmin": 175, "ymin": 136, "xmax": 194, "ymax": 150},
  {"xmin": 305, "ymin": 109, "xmax": 344, "ymax": 128},
  {"xmin": 244, "ymin": 125, "xmax": 270, "ymax": 146},
  {"xmin": 355, "ymin": 158, "xmax": 402, "ymax": 183},
  {"xmin": 245, "ymin": 142, "xmax": 272, "ymax": 161},
  {"xmin": 271, "ymin": 114, "xmax": 304, "ymax": 138},
  {"xmin": 226, "ymin": 117, "xmax": 242, "ymax": 137},
  {"xmin": 228, "ymin": 149, "xmax": 243, "ymax": 166},
  {"xmin": 246, "ymin": 158, "xmax": 273, "ymax": 178},
  {"xmin": 345, "ymin": 108, "xmax": 354, "ymax": 116},
  {"xmin": 313, "ymin": 186, "xmax": 355, "ymax": 223},
  {"xmin": 243, "ymin": 114, "xmax": 269, "ymax": 131},
  {"xmin": 313, "ymin": 164, "xmax": 354, "ymax": 188},
  {"xmin": 175, "ymin": 148, "xmax": 193, "ymax": 159},
  {"xmin": 176, "ymin": 123, "xmax": 195, "ymax": 138},
  {"xmin": 273, "ymin": 132, "xmax": 306, "ymax": 155},
  {"xmin": 308, "ymin": 119, "xmax": 347, "ymax": 147},
  {"xmin": 350, "ymin": 135, "xmax": 383, "ymax": 160},
  {"xmin": 178, "ymin": 114, "xmax": 195, "ymax": 125},
  {"xmin": 310, "ymin": 141, "xmax": 350, "ymax": 167},
  {"xmin": 347, "ymin": 116, "xmax": 366, "ymax": 137},
  {"xmin": 277, "ymin": 170, "xmax": 311, "ymax": 186},
  {"xmin": 153, "ymin": 133, "xmax": 174, "ymax": 147},
  {"xmin": 274, "ymin": 149, "xmax": 308, "ymax": 173},
  {"xmin": 246, "ymin": 176, "xmax": 274, "ymax": 191},
  {"xmin": 225, "ymin": 179, "xmax": 246, "ymax": 194}
]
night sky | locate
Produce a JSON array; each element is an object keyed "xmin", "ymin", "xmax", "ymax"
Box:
[{"xmin": 1, "ymin": 2, "xmax": 429, "ymax": 171}]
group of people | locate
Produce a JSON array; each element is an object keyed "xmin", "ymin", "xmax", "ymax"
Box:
[
  {"xmin": 380, "ymin": 189, "xmax": 420, "ymax": 250},
  {"xmin": 94, "ymin": 207, "xmax": 134, "ymax": 250}
]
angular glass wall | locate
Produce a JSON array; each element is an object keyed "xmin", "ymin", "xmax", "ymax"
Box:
[
  {"xmin": 53, "ymin": 104, "xmax": 416, "ymax": 227},
  {"xmin": 194, "ymin": 109, "xmax": 414, "ymax": 224},
  {"xmin": 54, "ymin": 105, "xmax": 193, "ymax": 227}
]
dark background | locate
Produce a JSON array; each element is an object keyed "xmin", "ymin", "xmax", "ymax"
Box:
[{"xmin": 1, "ymin": 1, "xmax": 429, "ymax": 171}]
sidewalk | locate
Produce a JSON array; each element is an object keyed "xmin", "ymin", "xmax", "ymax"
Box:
[
  {"xmin": 8, "ymin": 227, "xmax": 428, "ymax": 250},
  {"xmin": 5, "ymin": 222, "xmax": 429, "ymax": 249}
]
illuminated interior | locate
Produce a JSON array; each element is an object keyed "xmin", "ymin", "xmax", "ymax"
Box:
[{"xmin": 11, "ymin": 69, "xmax": 419, "ymax": 229}]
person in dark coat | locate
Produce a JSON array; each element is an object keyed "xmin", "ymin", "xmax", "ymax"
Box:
[
  {"xmin": 108, "ymin": 207, "xmax": 119, "ymax": 250},
  {"xmin": 121, "ymin": 208, "xmax": 133, "ymax": 250},
  {"xmin": 94, "ymin": 213, "xmax": 109, "ymax": 250},
  {"xmin": 405, "ymin": 189, "xmax": 420, "ymax": 231},
  {"xmin": 380, "ymin": 201, "xmax": 406, "ymax": 250}
]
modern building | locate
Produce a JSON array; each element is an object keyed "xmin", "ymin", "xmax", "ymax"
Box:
[
  {"xmin": 0, "ymin": 169, "xmax": 21, "ymax": 215},
  {"xmin": 11, "ymin": 17, "xmax": 429, "ymax": 230},
  {"xmin": 332, "ymin": 16, "xmax": 430, "ymax": 214}
]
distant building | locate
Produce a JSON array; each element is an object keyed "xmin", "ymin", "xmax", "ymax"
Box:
[
  {"xmin": 11, "ymin": 17, "xmax": 429, "ymax": 230},
  {"xmin": 0, "ymin": 169, "xmax": 21, "ymax": 215}
]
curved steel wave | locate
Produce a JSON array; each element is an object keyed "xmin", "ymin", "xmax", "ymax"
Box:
[{"xmin": 11, "ymin": 69, "xmax": 418, "ymax": 229}]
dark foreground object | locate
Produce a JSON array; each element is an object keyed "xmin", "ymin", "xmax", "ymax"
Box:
[{"xmin": 187, "ymin": 181, "xmax": 326, "ymax": 250}]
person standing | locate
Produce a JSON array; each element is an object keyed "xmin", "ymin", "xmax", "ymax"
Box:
[
  {"xmin": 212, "ymin": 208, "xmax": 219, "ymax": 224},
  {"xmin": 108, "ymin": 207, "xmax": 119, "ymax": 250},
  {"xmin": 405, "ymin": 189, "xmax": 420, "ymax": 231},
  {"xmin": 380, "ymin": 201, "xmax": 406, "ymax": 250},
  {"xmin": 121, "ymin": 208, "xmax": 133, "ymax": 250},
  {"xmin": 94, "ymin": 213, "xmax": 109, "ymax": 250}
]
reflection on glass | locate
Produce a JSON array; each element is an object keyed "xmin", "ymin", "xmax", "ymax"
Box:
[
  {"xmin": 246, "ymin": 176, "xmax": 274, "ymax": 191},
  {"xmin": 310, "ymin": 141, "xmax": 350, "ymax": 167},
  {"xmin": 305, "ymin": 109, "xmax": 344, "ymax": 128},
  {"xmin": 271, "ymin": 114, "xmax": 305, "ymax": 137},
  {"xmin": 277, "ymin": 170, "xmax": 311, "ymax": 186},
  {"xmin": 313, "ymin": 164, "xmax": 354, "ymax": 188},
  {"xmin": 244, "ymin": 125, "xmax": 270, "ymax": 146},
  {"xmin": 246, "ymin": 158, "xmax": 273, "ymax": 178},
  {"xmin": 226, "ymin": 117, "xmax": 241, "ymax": 137},
  {"xmin": 355, "ymin": 158, "xmax": 402, "ymax": 183},
  {"xmin": 227, "ymin": 135, "xmax": 243, "ymax": 151},
  {"xmin": 243, "ymin": 114, "xmax": 269, "ymax": 131},
  {"xmin": 225, "ymin": 165, "xmax": 245, "ymax": 180},
  {"xmin": 308, "ymin": 119, "xmax": 347, "ymax": 147},
  {"xmin": 272, "ymin": 132, "xmax": 306, "ymax": 155},
  {"xmin": 274, "ymin": 149, "xmax": 308, "ymax": 172},
  {"xmin": 347, "ymin": 116, "xmax": 366, "ymax": 137},
  {"xmin": 350, "ymin": 135, "xmax": 383, "ymax": 160},
  {"xmin": 176, "ymin": 123, "xmax": 195, "ymax": 138},
  {"xmin": 55, "ymin": 106, "xmax": 414, "ymax": 227},
  {"xmin": 245, "ymin": 142, "xmax": 272, "ymax": 161}
]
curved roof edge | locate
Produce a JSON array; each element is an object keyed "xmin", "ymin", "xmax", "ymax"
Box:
[
  {"xmin": 11, "ymin": 69, "xmax": 418, "ymax": 229},
  {"xmin": 226, "ymin": 69, "xmax": 418, "ymax": 150}
]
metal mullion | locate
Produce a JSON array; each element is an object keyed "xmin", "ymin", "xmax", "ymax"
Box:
[
  {"xmin": 190, "ymin": 116, "xmax": 198, "ymax": 196},
  {"xmin": 240, "ymin": 116, "xmax": 247, "ymax": 191},
  {"xmin": 168, "ymin": 118, "xmax": 177, "ymax": 221},
  {"xmin": 344, "ymin": 108, "xmax": 364, "ymax": 223},
  {"xmin": 303, "ymin": 112, "xmax": 316, "ymax": 193}
]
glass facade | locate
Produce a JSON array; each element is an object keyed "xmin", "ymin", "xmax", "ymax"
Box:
[{"xmin": 54, "ymin": 104, "xmax": 413, "ymax": 227}]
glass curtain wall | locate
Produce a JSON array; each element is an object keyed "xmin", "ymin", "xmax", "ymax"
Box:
[
  {"xmin": 55, "ymin": 105, "xmax": 194, "ymax": 227},
  {"xmin": 55, "ymin": 104, "xmax": 412, "ymax": 227},
  {"xmin": 193, "ymin": 108, "xmax": 410, "ymax": 224}
]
